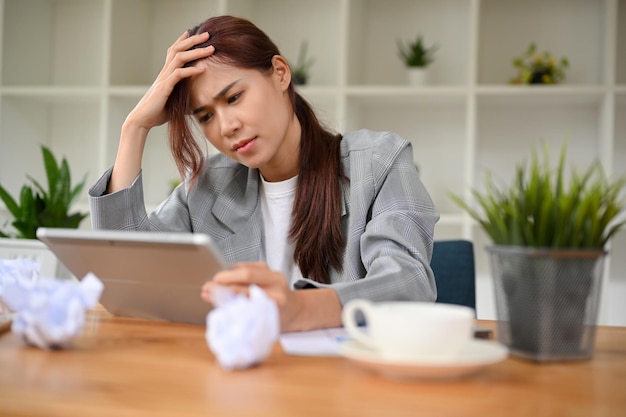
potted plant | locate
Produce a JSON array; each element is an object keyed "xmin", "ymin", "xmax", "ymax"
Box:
[
  {"xmin": 290, "ymin": 41, "xmax": 315, "ymax": 86},
  {"xmin": 509, "ymin": 42, "xmax": 570, "ymax": 85},
  {"xmin": 451, "ymin": 142, "xmax": 626, "ymax": 362},
  {"xmin": 397, "ymin": 34, "xmax": 437, "ymax": 85},
  {"xmin": 0, "ymin": 145, "xmax": 88, "ymax": 277}
]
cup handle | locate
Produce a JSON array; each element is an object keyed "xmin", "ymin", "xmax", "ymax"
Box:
[{"xmin": 342, "ymin": 299, "xmax": 376, "ymax": 349}]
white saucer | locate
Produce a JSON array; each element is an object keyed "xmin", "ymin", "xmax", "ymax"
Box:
[{"xmin": 338, "ymin": 339, "xmax": 508, "ymax": 380}]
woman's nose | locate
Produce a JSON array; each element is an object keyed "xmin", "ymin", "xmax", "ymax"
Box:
[{"xmin": 219, "ymin": 110, "xmax": 242, "ymax": 138}]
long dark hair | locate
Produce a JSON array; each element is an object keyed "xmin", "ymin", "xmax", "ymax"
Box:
[{"xmin": 165, "ymin": 15, "xmax": 345, "ymax": 284}]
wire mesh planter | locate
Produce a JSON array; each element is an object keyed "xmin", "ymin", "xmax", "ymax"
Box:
[{"xmin": 487, "ymin": 246, "xmax": 606, "ymax": 362}]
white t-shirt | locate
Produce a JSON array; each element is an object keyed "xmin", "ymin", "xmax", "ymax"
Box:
[{"xmin": 259, "ymin": 175, "xmax": 304, "ymax": 287}]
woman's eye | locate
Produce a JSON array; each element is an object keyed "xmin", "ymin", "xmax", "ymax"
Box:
[
  {"xmin": 198, "ymin": 113, "xmax": 213, "ymax": 123},
  {"xmin": 227, "ymin": 92, "xmax": 242, "ymax": 104}
]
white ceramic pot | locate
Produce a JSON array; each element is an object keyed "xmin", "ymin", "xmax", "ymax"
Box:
[{"xmin": 407, "ymin": 67, "xmax": 428, "ymax": 86}]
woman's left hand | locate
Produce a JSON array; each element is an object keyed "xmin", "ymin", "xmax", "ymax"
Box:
[{"xmin": 201, "ymin": 263, "xmax": 300, "ymax": 331}]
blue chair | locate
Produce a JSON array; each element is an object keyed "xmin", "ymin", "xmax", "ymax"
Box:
[{"xmin": 430, "ymin": 240, "xmax": 476, "ymax": 310}]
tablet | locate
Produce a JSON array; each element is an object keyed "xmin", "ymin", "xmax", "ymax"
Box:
[{"xmin": 36, "ymin": 227, "xmax": 228, "ymax": 325}]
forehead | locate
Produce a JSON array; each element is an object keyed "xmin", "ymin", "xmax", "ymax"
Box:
[{"xmin": 188, "ymin": 60, "xmax": 265, "ymax": 105}]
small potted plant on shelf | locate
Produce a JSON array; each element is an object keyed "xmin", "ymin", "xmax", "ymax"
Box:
[
  {"xmin": 397, "ymin": 34, "xmax": 437, "ymax": 86},
  {"xmin": 451, "ymin": 141, "xmax": 626, "ymax": 362},
  {"xmin": 290, "ymin": 41, "xmax": 315, "ymax": 86},
  {"xmin": 509, "ymin": 42, "xmax": 570, "ymax": 85},
  {"xmin": 0, "ymin": 145, "xmax": 88, "ymax": 276}
]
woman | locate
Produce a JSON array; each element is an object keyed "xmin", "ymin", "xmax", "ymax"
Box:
[{"xmin": 88, "ymin": 15, "xmax": 439, "ymax": 332}]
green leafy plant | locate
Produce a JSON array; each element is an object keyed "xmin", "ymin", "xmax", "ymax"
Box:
[
  {"xmin": 0, "ymin": 145, "xmax": 88, "ymax": 239},
  {"xmin": 397, "ymin": 34, "xmax": 437, "ymax": 68},
  {"xmin": 450, "ymin": 142, "xmax": 626, "ymax": 248},
  {"xmin": 509, "ymin": 42, "xmax": 570, "ymax": 85},
  {"xmin": 169, "ymin": 178, "xmax": 182, "ymax": 193},
  {"xmin": 291, "ymin": 41, "xmax": 315, "ymax": 85}
]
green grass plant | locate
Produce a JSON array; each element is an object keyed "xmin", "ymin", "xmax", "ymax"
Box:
[
  {"xmin": 397, "ymin": 34, "xmax": 437, "ymax": 68},
  {"xmin": 451, "ymin": 142, "xmax": 626, "ymax": 249}
]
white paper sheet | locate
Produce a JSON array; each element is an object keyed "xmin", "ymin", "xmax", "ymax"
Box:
[{"xmin": 279, "ymin": 327, "xmax": 351, "ymax": 356}]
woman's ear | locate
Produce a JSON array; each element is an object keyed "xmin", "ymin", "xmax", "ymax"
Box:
[{"xmin": 271, "ymin": 55, "xmax": 291, "ymax": 90}]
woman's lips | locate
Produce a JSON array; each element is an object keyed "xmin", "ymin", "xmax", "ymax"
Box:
[{"xmin": 232, "ymin": 137, "xmax": 257, "ymax": 153}]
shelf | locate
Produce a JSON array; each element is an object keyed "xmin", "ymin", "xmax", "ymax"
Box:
[
  {"xmin": 344, "ymin": 97, "xmax": 467, "ymax": 214},
  {"xmin": 109, "ymin": 0, "xmax": 223, "ymax": 86},
  {"xmin": 475, "ymin": 105, "xmax": 603, "ymax": 192},
  {"xmin": 470, "ymin": 225, "xmax": 492, "ymax": 278},
  {"xmin": 608, "ymin": 231, "xmax": 626, "ymax": 308},
  {"xmin": 476, "ymin": 85, "xmax": 607, "ymax": 106},
  {"xmin": 346, "ymin": 86, "xmax": 467, "ymax": 105},
  {"xmin": 346, "ymin": 0, "xmax": 471, "ymax": 86},
  {"xmin": 479, "ymin": 0, "xmax": 606, "ymax": 85},
  {"xmin": 436, "ymin": 214, "xmax": 465, "ymax": 225},
  {"xmin": 617, "ymin": 0, "xmax": 626, "ymax": 84},
  {"xmin": 108, "ymin": 87, "xmax": 150, "ymax": 97},
  {"xmin": 0, "ymin": 86, "xmax": 103, "ymax": 102},
  {"xmin": 0, "ymin": 0, "xmax": 624, "ymax": 325},
  {"xmin": 615, "ymin": 99, "xmax": 626, "ymax": 181},
  {"xmin": 2, "ymin": 0, "xmax": 105, "ymax": 87},
  {"xmin": 0, "ymin": 95, "xmax": 100, "ymax": 204},
  {"xmin": 227, "ymin": 0, "xmax": 342, "ymax": 87}
]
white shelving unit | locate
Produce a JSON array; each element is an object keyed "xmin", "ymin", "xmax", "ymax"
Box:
[{"xmin": 1, "ymin": 0, "xmax": 624, "ymax": 324}]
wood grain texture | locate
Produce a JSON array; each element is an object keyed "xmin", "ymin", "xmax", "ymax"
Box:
[{"xmin": 1, "ymin": 311, "xmax": 625, "ymax": 417}]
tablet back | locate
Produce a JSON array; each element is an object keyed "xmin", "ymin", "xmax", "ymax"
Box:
[{"xmin": 36, "ymin": 228, "xmax": 227, "ymax": 325}]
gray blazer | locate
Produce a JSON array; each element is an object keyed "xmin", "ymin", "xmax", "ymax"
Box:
[{"xmin": 88, "ymin": 129, "xmax": 440, "ymax": 305}]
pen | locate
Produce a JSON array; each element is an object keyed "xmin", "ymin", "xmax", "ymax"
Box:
[
  {"xmin": 335, "ymin": 336, "xmax": 352, "ymax": 343},
  {"xmin": 474, "ymin": 327, "xmax": 493, "ymax": 339}
]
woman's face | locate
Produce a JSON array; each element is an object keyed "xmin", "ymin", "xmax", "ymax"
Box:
[{"xmin": 188, "ymin": 56, "xmax": 301, "ymax": 182}]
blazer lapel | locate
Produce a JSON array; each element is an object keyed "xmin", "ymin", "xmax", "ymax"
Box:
[{"xmin": 211, "ymin": 168, "xmax": 263, "ymax": 263}]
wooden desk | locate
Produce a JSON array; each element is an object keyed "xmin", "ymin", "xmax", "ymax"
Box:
[{"xmin": 1, "ymin": 311, "xmax": 625, "ymax": 417}]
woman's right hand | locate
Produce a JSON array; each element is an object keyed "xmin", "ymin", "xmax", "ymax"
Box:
[
  {"xmin": 108, "ymin": 31, "xmax": 214, "ymax": 193},
  {"xmin": 125, "ymin": 31, "xmax": 215, "ymax": 131}
]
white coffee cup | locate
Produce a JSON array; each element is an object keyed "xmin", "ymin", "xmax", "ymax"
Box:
[{"xmin": 342, "ymin": 300, "xmax": 475, "ymax": 361}]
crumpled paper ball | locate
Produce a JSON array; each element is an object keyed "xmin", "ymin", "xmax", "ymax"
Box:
[
  {"xmin": 0, "ymin": 264, "xmax": 104, "ymax": 350},
  {"xmin": 0, "ymin": 258, "xmax": 41, "ymax": 315},
  {"xmin": 206, "ymin": 284, "xmax": 280, "ymax": 370}
]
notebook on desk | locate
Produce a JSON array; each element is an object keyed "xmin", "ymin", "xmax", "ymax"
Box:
[{"xmin": 36, "ymin": 228, "xmax": 228, "ymax": 325}]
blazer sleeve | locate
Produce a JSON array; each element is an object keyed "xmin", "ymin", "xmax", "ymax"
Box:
[{"xmin": 88, "ymin": 167, "xmax": 192, "ymax": 232}]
